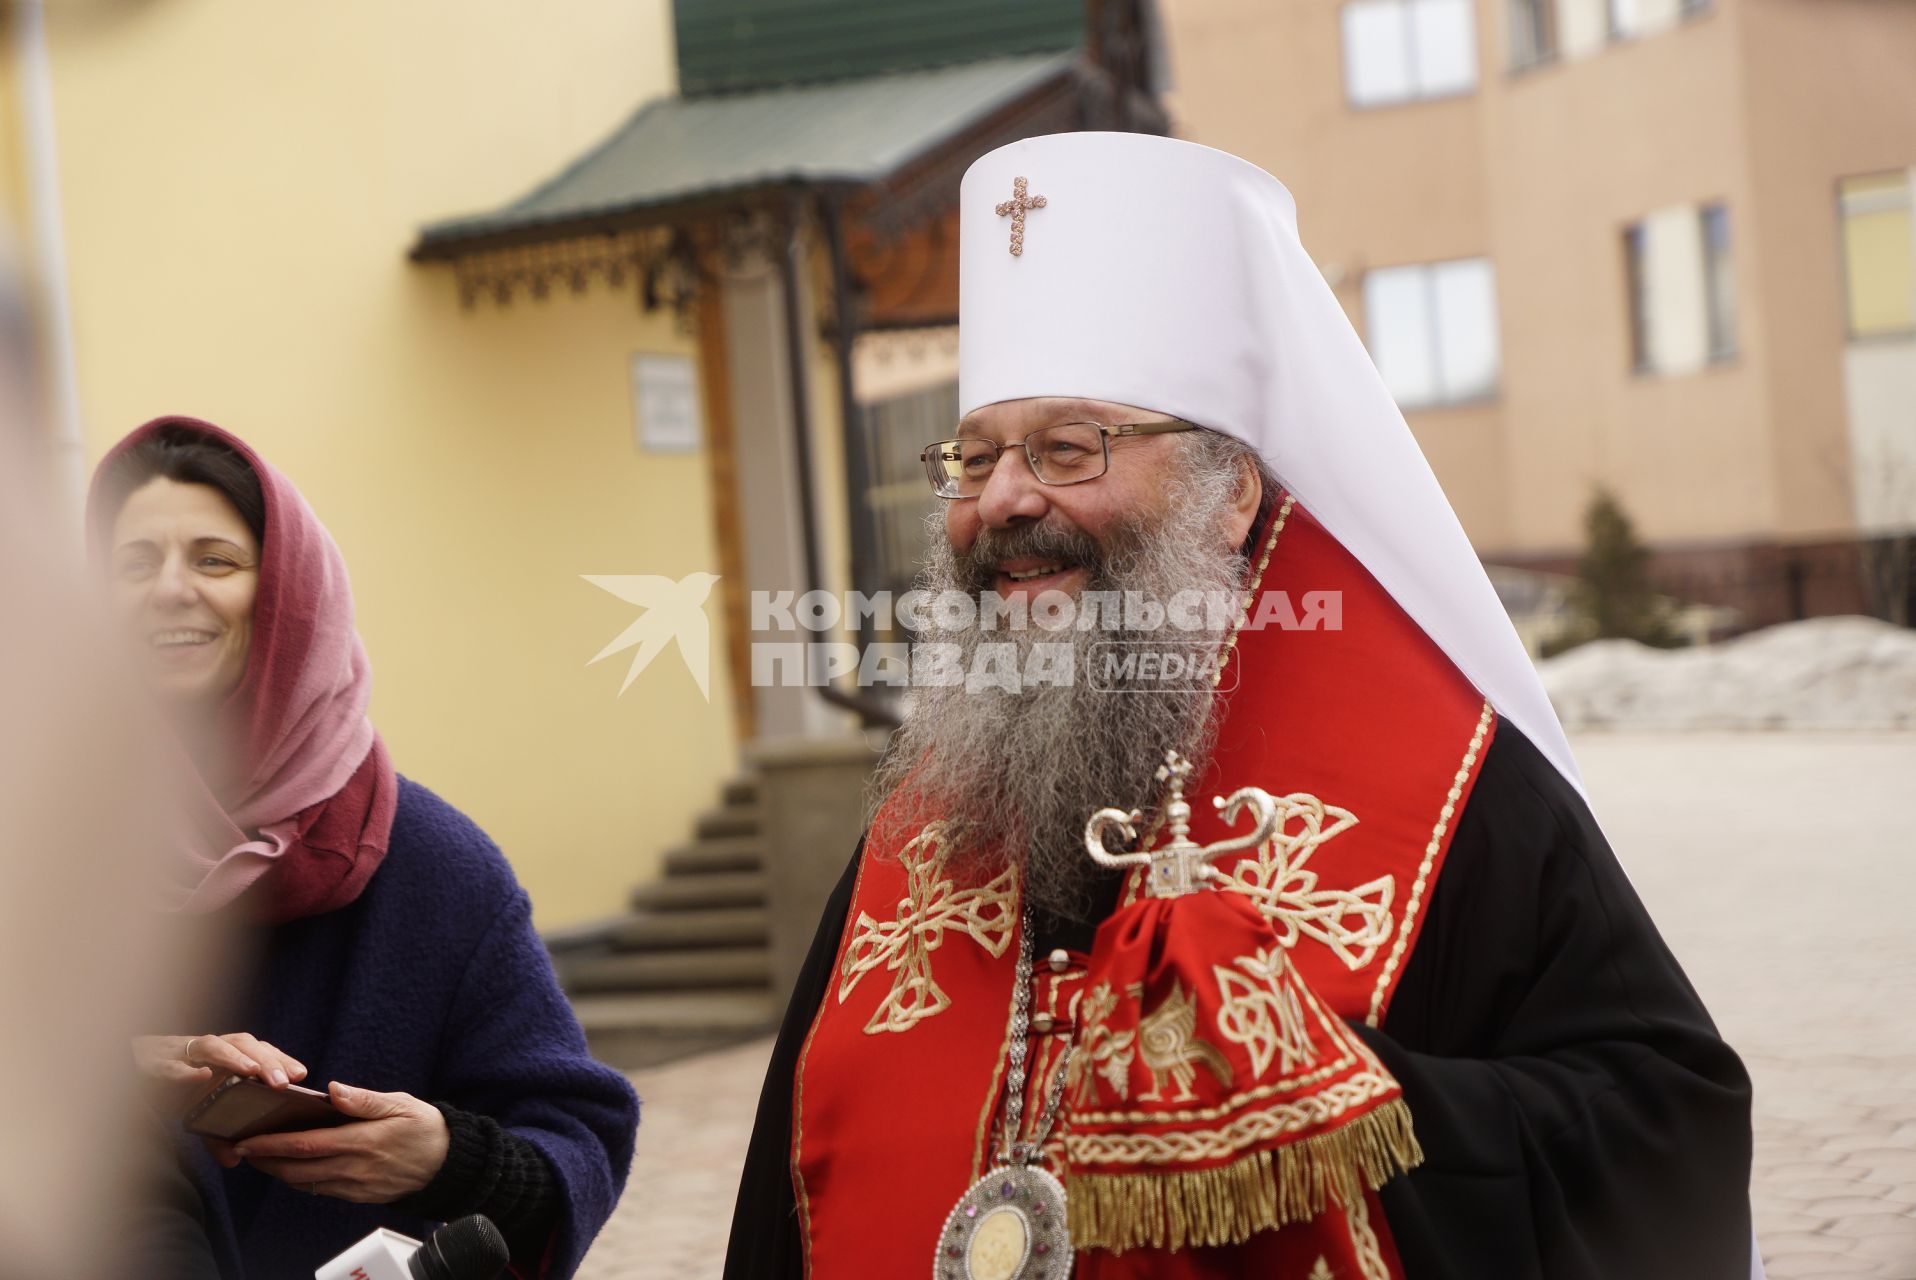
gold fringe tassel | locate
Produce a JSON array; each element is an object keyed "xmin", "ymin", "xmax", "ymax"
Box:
[{"xmin": 1068, "ymin": 1098, "xmax": 1423, "ymax": 1254}]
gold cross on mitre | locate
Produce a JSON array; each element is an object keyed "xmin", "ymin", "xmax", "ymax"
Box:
[
  {"xmin": 1083, "ymin": 750, "xmax": 1284, "ymax": 898},
  {"xmin": 995, "ymin": 175, "xmax": 1048, "ymax": 257}
]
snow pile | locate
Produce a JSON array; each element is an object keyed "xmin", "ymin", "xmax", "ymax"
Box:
[{"xmin": 1540, "ymin": 616, "xmax": 1916, "ymax": 730}]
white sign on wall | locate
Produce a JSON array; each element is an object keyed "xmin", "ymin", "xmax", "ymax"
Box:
[{"xmin": 630, "ymin": 353, "xmax": 702, "ymax": 453}]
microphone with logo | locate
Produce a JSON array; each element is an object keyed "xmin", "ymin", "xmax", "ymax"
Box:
[{"xmin": 314, "ymin": 1214, "xmax": 509, "ymax": 1280}]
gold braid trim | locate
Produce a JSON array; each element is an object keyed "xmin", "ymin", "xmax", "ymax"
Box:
[
  {"xmin": 1067, "ymin": 1097, "xmax": 1421, "ymax": 1254},
  {"xmin": 1365, "ymin": 699, "xmax": 1494, "ymax": 1026}
]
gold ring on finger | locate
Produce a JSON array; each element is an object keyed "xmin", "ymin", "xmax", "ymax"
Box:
[{"xmin": 182, "ymin": 1037, "xmax": 202, "ymax": 1065}]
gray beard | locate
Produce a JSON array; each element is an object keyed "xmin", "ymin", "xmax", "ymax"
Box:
[{"xmin": 869, "ymin": 471, "xmax": 1250, "ymax": 922}]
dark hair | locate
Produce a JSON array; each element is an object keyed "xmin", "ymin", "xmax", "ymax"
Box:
[{"xmin": 94, "ymin": 423, "xmax": 266, "ymax": 547}]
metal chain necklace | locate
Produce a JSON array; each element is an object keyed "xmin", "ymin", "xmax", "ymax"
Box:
[{"xmin": 932, "ymin": 909, "xmax": 1075, "ymax": 1280}]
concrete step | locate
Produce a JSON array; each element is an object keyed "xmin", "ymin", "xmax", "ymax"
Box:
[
  {"xmin": 605, "ymin": 907, "xmax": 769, "ymax": 951},
  {"xmin": 572, "ymin": 990, "xmax": 776, "ymax": 1071},
  {"xmin": 572, "ymin": 989, "xmax": 776, "ymax": 1034},
  {"xmin": 662, "ymin": 836, "xmax": 764, "ymax": 877},
  {"xmin": 629, "ymin": 870, "xmax": 768, "ymax": 913},
  {"xmin": 559, "ymin": 945, "xmax": 771, "ymax": 995},
  {"xmin": 696, "ymin": 803, "xmax": 762, "ymax": 841},
  {"xmin": 541, "ymin": 915, "xmax": 623, "ymax": 955},
  {"xmin": 721, "ymin": 776, "xmax": 760, "ymax": 808}
]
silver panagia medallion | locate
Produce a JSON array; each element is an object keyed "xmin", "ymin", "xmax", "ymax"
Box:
[{"xmin": 932, "ymin": 1163, "xmax": 1072, "ymax": 1280}]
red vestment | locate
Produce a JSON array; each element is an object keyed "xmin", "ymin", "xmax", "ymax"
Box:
[{"xmin": 793, "ymin": 500, "xmax": 1494, "ymax": 1278}]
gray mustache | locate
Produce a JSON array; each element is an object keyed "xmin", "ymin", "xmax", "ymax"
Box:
[{"xmin": 955, "ymin": 523, "xmax": 1107, "ymax": 591}]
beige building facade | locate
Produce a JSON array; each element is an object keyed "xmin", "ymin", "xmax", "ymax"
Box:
[
  {"xmin": 2, "ymin": 0, "xmax": 740, "ymax": 928},
  {"xmin": 1161, "ymin": 0, "xmax": 1916, "ymax": 623}
]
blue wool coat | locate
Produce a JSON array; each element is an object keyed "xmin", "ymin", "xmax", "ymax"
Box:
[{"xmin": 185, "ymin": 777, "xmax": 639, "ymax": 1280}]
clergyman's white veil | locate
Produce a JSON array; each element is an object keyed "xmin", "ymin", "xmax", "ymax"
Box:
[{"xmin": 956, "ymin": 131, "xmax": 1762, "ymax": 1279}]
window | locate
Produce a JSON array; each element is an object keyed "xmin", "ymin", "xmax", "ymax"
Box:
[
  {"xmin": 858, "ymin": 380, "xmax": 954, "ymax": 636},
  {"xmin": 1342, "ymin": 0, "xmax": 1478, "ymax": 108},
  {"xmin": 1702, "ymin": 204, "xmax": 1735, "ymax": 361},
  {"xmin": 1838, "ymin": 171, "xmax": 1915, "ymax": 340},
  {"xmin": 1509, "ymin": 0, "xmax": 1557, "ymax": 69},
  {"xmin": 1362, "ymin": 258, "xmax": 1502, "ymax": 409},
  {"xmin": 1625, "ymin": 201, "xmax": 1736, "ymax": 375},
  {"xmin": 1517, "ymin": 0, "xmax": 1706, "ymax": 64},
  {"xmin": 1609, "ymin": 0, "xmax": 1710, "ymax": 39}
]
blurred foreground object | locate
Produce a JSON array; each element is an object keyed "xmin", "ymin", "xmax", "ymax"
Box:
[{"xmin": 0, "ymin": 228, "xmax": 215, "ymax": 1278}]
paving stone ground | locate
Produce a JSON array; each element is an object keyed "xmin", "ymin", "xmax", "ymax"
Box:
[
  {"xmin": 1578, "ymin": 733, "xmax": 1916, "ymax": 1280},
  {"xmin": 578, "ymin": 732, "xmax": 1916, "ymax": 1279},
  {"xmin": 574, "ymin": 1036, "xmax": 773, "ymax": 1280}
]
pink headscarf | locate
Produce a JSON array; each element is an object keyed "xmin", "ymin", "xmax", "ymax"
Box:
[{"xmin": 89, "ymin": 416, "xmax": 397, "ymax": 923}]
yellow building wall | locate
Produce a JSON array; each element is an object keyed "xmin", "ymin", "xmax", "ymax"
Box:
[
  {"xmin": 35, "ymin": 0, "xmax": 738, "ymax": 927},
  {"xmin": 0, "ymin": 27, "xmax": 24, "ymax": 235}
]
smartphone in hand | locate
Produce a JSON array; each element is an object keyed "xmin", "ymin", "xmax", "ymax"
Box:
[{"xmin": 184, "ymin": 1074, "xmax": 351, "ymax": 1142}]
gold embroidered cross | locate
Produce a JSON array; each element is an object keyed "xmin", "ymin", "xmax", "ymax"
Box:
[
  {"xmin": 1221, "ymin": 793, "xmax": 1394, "ymax": 972},
  {"xmin": 838, "ymin": 824, "xmax": 1017, "ymax": 1034},
  {"xmin": 995, "ymin": 176, "xmax": 1048, "ymax": 257}
]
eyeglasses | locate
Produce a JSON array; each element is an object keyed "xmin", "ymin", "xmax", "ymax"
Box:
[{"xmin": 920, "ymin": 419, "xmax": 1199, "ymax": 500}]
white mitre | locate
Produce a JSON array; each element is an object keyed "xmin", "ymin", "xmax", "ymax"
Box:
[
  {"xmin": 957, "ymin": 129, "xmax": 1764, "ymax": 1280},
  {"xmin": 959, "ymin": 131, "xmax": 1576, "ymax": 796}
]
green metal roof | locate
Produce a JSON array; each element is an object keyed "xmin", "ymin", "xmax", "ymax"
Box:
[
  {"xmin": 414, "ymin": 52, "xmax": 1075, "ymax": 255},
  {"xmin": 674, "ymin": 0, "xmax": 1085, "ymax": 96}
]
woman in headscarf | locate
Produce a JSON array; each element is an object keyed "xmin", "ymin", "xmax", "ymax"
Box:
[{"xmin": 91, "ymin": 416, "xmax": 638, "ymax": 1279}]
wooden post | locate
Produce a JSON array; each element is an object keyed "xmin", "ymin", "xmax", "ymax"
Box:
[{"xmin": 695, "ymin": 253, "xmax": 757, "ymax": 746}]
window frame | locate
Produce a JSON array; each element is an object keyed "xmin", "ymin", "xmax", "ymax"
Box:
[
  {"xmin": 1341, "ymin": 0, "xmax": 1481, "ymax": 110},
  {"xmin": 1362, "ymin": 256, "xmax": 1504, "ymax": 411},
  {"xmin": 1623, "ymin": 201, "xmax": 1738, "ymax": 378},
  {"xmin": 1624, "ymin": 222, "xmax": 1653, "ymax": 374},
  {"xmin": 1507, "ymin": 0, "xmax": 1558, "ymax": 73},
  {"xmin": 1836, "ymin": 169, "xmax": 1916, "ymax": 343},
  {"xmin": 1701, "ymin": 201, "xmax": 1737, "ymax": 362}
]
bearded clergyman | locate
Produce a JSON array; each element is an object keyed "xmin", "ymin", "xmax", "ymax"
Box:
[{"xmin": 722, "ymin": 133, "xmax": 1756, "ymax": 1280}]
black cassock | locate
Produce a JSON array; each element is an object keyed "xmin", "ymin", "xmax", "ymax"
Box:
[{"xmin": 723, "ymin": 723, "xmax": 1754, "ymax": 1279}]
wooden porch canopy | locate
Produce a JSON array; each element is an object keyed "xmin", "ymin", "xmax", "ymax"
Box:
[{"xmin": 407, "ymin": 50, "xmax": 1149, "ymax": 326}]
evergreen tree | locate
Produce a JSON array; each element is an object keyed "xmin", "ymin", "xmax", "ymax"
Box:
[{"xmin": 1547, "ymin": 488, "xmax": 1678, "ymax": 654}]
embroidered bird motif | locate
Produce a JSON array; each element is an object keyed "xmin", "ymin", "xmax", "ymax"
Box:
[{"xmin": 1137, "ymin": 981, "xmax": 1233, "ymax": 1102}]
